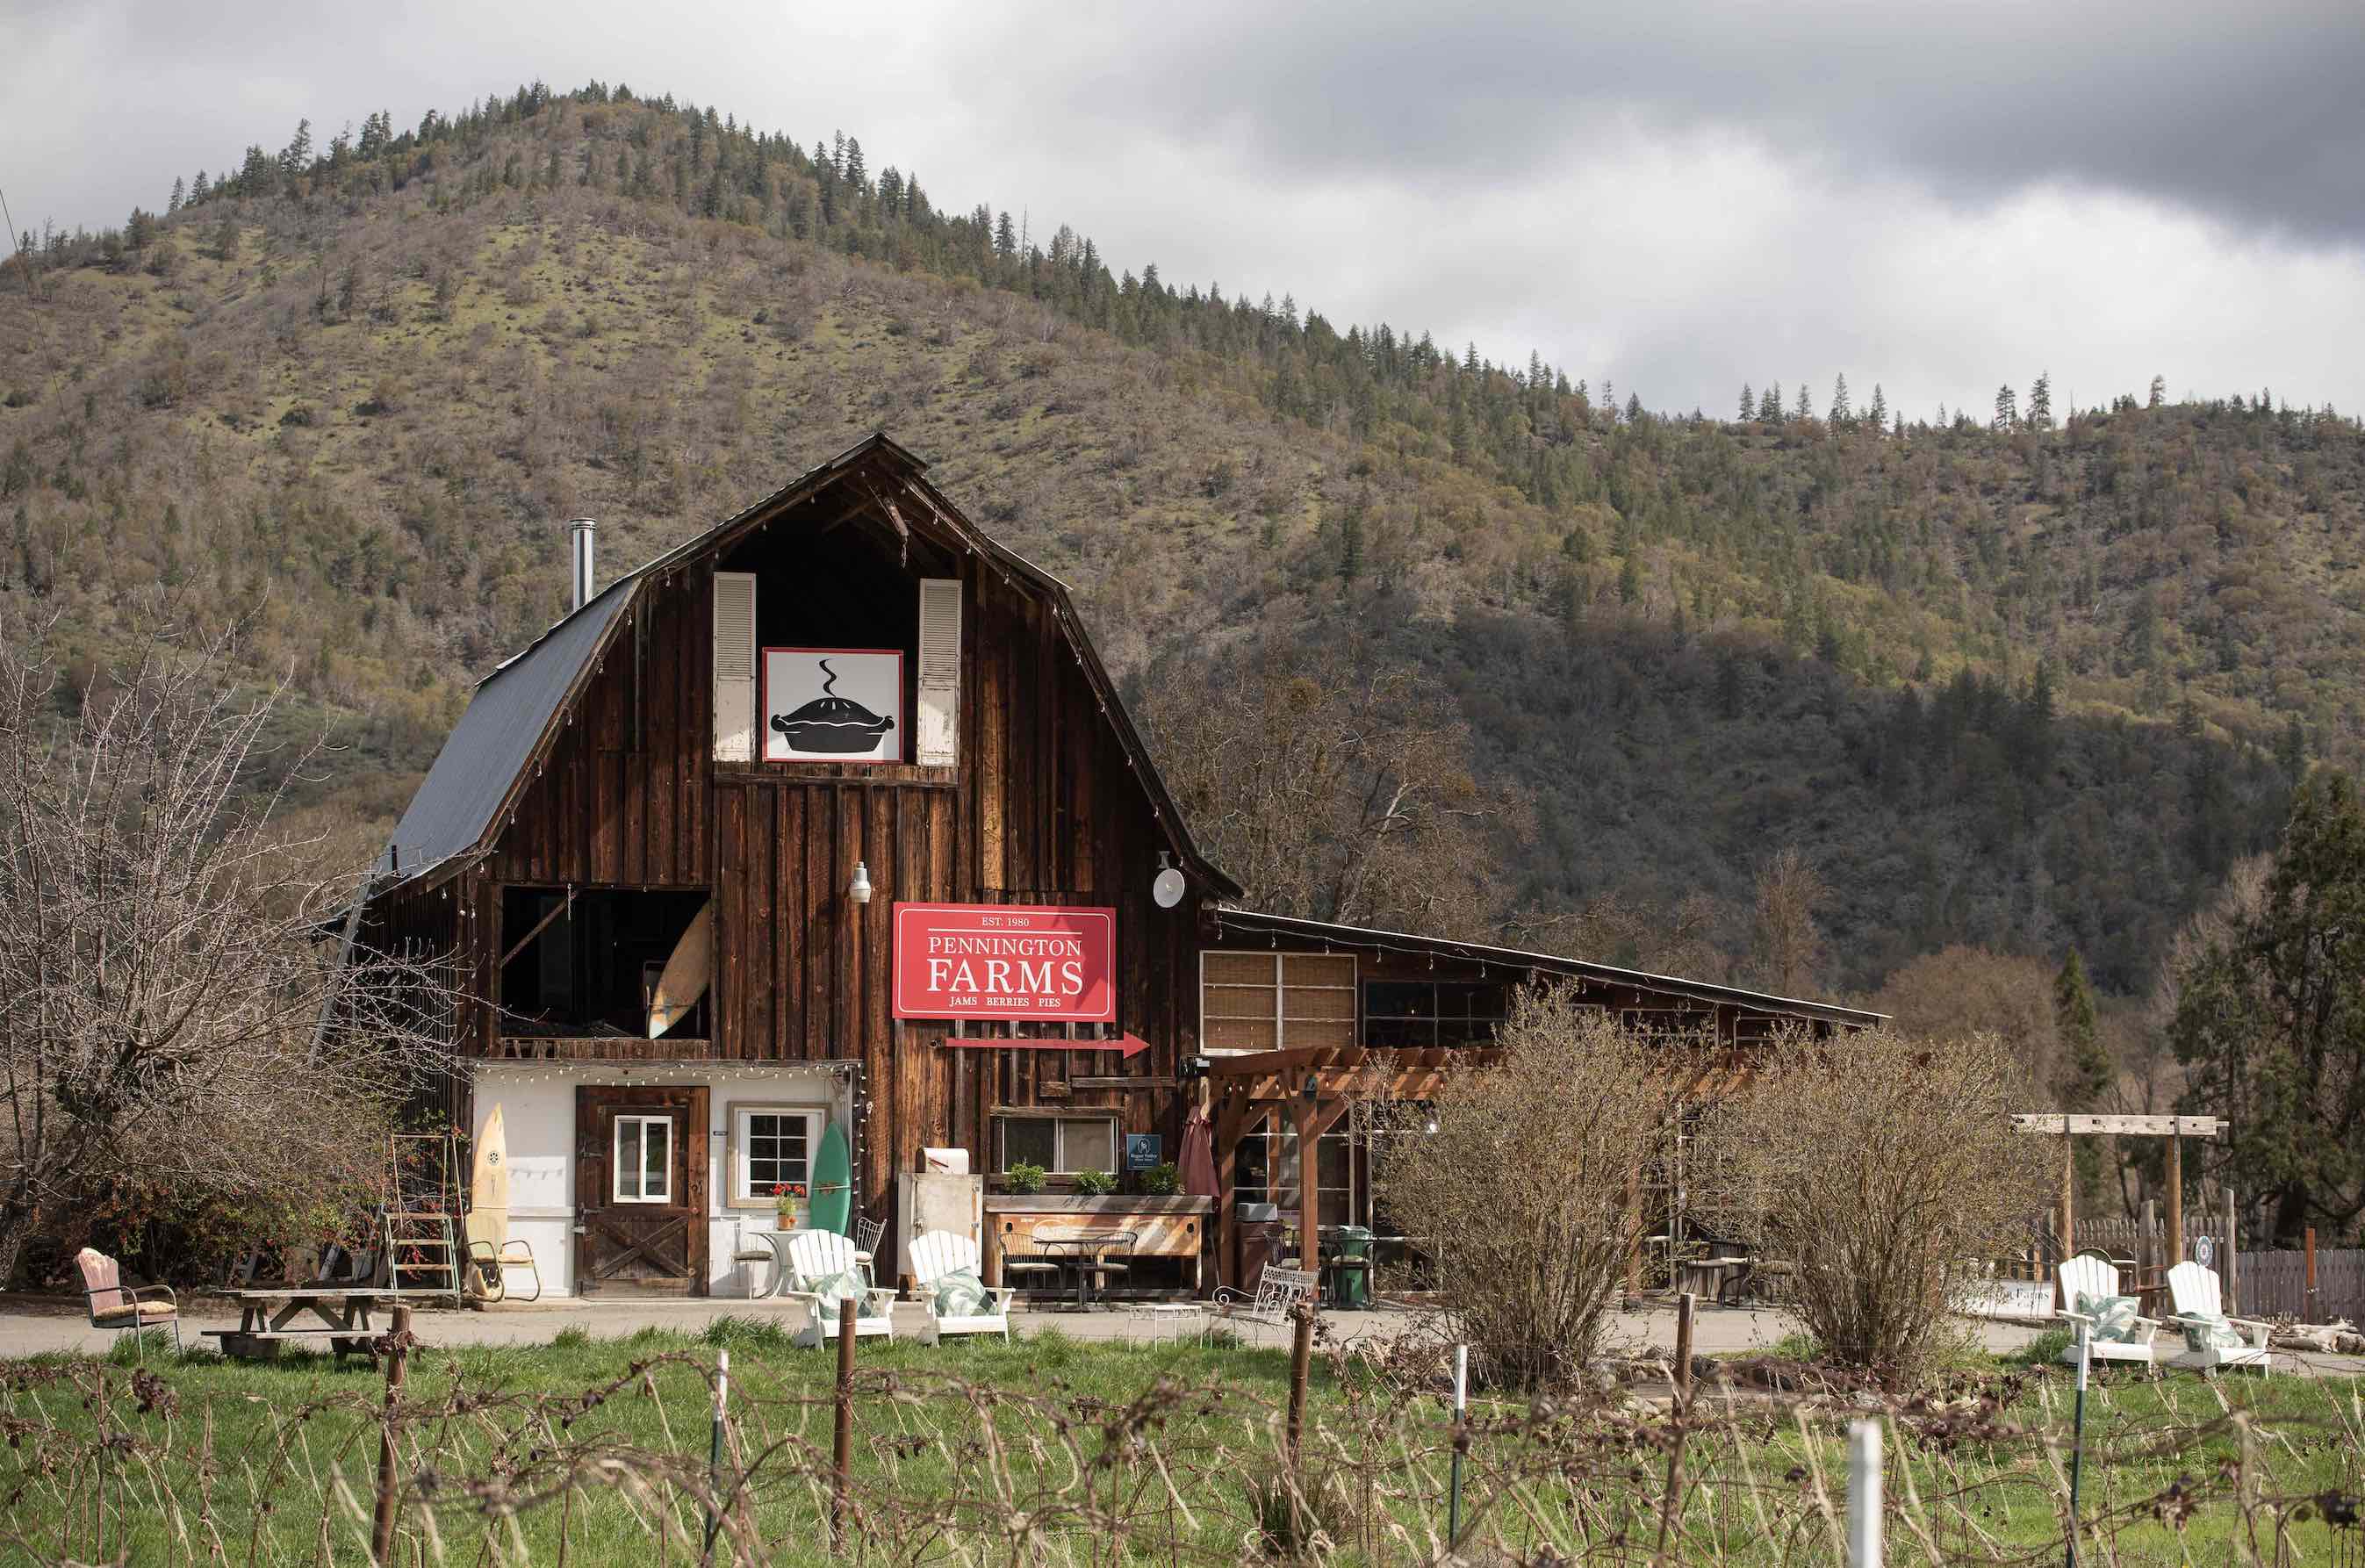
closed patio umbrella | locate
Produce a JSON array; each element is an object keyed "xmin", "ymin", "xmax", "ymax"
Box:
[{"xmin": 1181, "ymin": 1077, "xmax": 1218, "ymax": 1199}]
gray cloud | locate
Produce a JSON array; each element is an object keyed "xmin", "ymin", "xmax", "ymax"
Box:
[{"xmin": 5, "ymin": 0, "xmax": 2363, "ymax": 420}]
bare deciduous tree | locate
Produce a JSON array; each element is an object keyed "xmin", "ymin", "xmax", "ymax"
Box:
[
  {"xmin": 0, "ymin": 616, "xmax": 454, "ymax": 1284},
  {"xmin": 1749, "ymin": 844, "xmax": 1828, "ymax": 996},
  {"xmin": 1695, "ymin": 1025, "xmax": 2045, "ymax": 1382},
  {"xmin": 1374, "ymin": 989, "xmax": 1693, "ymax": 1389},
  {"xmin": 1141, "ymin": 639, "xmax": 1522, "ymax": 940}
]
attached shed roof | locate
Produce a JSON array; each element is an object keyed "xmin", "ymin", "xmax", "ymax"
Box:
[
  {"xmin": 380, "ymin": 577, "xmax": 634, "ymax": 882},
  {"xmin": 369, "ymin": 433, "xmax": 1240, "ymax": 901},
  {"xmin": 1210, "ymin": 908, "xmax": 1883, "ymax": 1030}
]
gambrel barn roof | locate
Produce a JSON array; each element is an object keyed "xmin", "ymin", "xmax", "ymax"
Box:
[{"xmin": 376, "ymin": 433, "xmax": 1240, "ymax": 902}]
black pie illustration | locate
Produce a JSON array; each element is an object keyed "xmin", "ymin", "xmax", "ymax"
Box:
[{"xmin": 773, "ymin": 658, "xmax": 895, "ymax": 753}]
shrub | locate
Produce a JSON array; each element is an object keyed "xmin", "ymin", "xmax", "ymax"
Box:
[
  {"xmin": 1376, "ymin": 988, "xmax": 1693, "ymax": 1390},
  {"xmin": 1004, "ymin": 1161, "xmax": 1046, "ymax": 1194},
  {"xmin": 1695, "ymin": 1025, "xmax": 2045, "ymax": 1385},
  {"xmin": 1072, "ymin": 1168, "xmax": 1118, "ymax": 1196}
]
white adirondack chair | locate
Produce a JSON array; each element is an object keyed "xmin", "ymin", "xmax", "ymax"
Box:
[
  {"xmin": 777, "ymin": 1229, "xmax": 898, "ymax": 1349},
  {"xmin": 2055, "ymin": 1254, "xmax": 2164, "ymax": 1368},
  {"xmin": 908, "ymin": 1230, "xmax": 1014, "ymax": 1343},
  {"xmin": 2164, "ymin": 1261, "xmax": 2273, "ymax": 1375}
]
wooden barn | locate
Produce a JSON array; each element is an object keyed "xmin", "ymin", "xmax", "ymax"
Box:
[{"xmin": 356, "ymin": 434, "xmax": 1876, "ymax": 1298}]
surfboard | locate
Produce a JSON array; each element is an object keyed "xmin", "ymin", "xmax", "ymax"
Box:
[
  {"xmin": 647, "ymin": 900, "xmax": 715, "ymax": 1038},
  {"xmin": 809, "ymin": 1121, "xmax": 853, "ymax": 1236},
  {"xmin": 465, "ymin": 1102, "xmax": 509, "ymax": 1251}
]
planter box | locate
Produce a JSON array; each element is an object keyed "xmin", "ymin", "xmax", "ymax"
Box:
[{"xmin": 982, "ymin": 1194, "xmax": 1211, "ymax": 1292}]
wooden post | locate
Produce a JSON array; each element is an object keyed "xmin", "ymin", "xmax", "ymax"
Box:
[
  {"xmin": 1626, "ymin": 1162, "xmax": 1643, "ymax": 1300},
  {"xmin": 370, "ymin": 1304, "xmax": 413, "ymax": 1565},
  {"xmin": 2139, "ymin": 1198, "xmax": 2157, "ymax": 1284},
  {"xmin": 1674, "ymin": 1292, "xmax": 1695, "ymax": 1409},
  {"xmin": 1295, "ymin": 1101, "xmax": 1320, "ymax": 1273},
  {"xmin": 832, "ymin": 1298, "xmax": 856, "ymax": 1543},
  {"xmin": 2059, "ymin": 1120, "xmax": 2074, "ymax": 1265},
  {"xmin": 2165, "ymin": 1135, "xmax": 2183, "ymax": 1267},
  {"xmin": 2224, "ymin": 1189, "xmax": 2239, "ymax": 1313},
  {"xmin": 1286, "ymin": 1301, "xmax": 1313, "ymax": 1471}
]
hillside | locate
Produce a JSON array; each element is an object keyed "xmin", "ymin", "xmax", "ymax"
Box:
[{"xmin": 4, "ymin": 81, "xmax": 2358, "ymax": 995}]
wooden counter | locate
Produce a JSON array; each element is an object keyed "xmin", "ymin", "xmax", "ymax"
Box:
[{"xmin": 983, "ymin": 1195, "xmax": 1211, "ymax": 1292}]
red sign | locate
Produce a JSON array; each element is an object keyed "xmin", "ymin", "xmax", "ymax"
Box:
[{"xmin": 891, "ymin": 903, "xmax": 1117, "ymax": 1023}]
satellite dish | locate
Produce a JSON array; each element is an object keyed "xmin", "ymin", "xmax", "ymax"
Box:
[{"xmin": 1153, "ymin": 866, "xmax": 1187, "ymax": 910}]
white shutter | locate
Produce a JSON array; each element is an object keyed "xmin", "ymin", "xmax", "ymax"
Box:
[
  {"xmin": 713, "ymin": 571, "xmax": 757, "ymax": 762},
  {"xmin": 916, "ymin": 578, "xmax": 961, "ymax": 766}
]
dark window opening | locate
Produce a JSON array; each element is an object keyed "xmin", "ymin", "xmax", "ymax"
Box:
[
  {"xmin": 499, "ymin": 887, "xmax": 710, "ymax": 1039},
  {"xmin": 1363, "ymin": 980, "xmax": 1509, "ymax": 1047}
]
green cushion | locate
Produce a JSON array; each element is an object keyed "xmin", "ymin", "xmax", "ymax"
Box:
[
  {"xmin": 809, "ymin": 1268, "xmax": 887, "ymax": 1320},
  {"xmin": 931, "ymin": 1266, "xmax": 991, "ymax": 1319},
  {"xmin": 2182, "ymin": 1311, "xmax": 2245, "ymax": 1353},
  {"xmin": 2074, "ymin": 1291, "xmax": 2143, "ymax": 1345}
]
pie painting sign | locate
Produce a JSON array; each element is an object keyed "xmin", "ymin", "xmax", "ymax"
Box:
[
  {"xmin": 892, "ymin": 903, "xmax": 1118, "ymax": 1022},
  {"xmin": 763, "ymin": 649, "xmax": 902, "ymax": 762}
]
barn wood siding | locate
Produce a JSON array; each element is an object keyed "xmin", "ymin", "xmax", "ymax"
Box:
[{"xmin": 468, "ymin": 545, "xmax": 1201, "ymax": 1219}]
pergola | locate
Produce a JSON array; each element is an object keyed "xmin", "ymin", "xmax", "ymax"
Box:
[
  {"xmin": 2012, "ymin": 1112, "xmax": 2229, "ymax": 1270},
  {"xmin": 1207, "ymin": 1045, "xmax": 1499, "ymax": 1286}
]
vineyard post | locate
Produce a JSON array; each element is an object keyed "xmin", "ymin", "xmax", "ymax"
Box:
[
  {"xmin": 1846, "ymin": 1419, "xmax": 1882, "ymax": 1566},
  {"xmin": 2065, "ymin": 1319, "xmax": 2091, "ymax": 1567},
  {"xmin": 702, "ymin": 1347, "xmax": 730, "ymax": 1559},
  {"xmin": 1286, "ymin": 1299, "xmax": 1313, "ymax": 1469},
  {"xmin": 833, "ymin": 1298, "xmax": 857, "ymax": 1543},
  {"xmin": 1447, "ymin": 1342, "xmax": 1468, "ymax": 1547},
  {"xmin": 1674, "ymin": 1292, "xmax": 1695, "ymax": 1407},
  {"xmin": 371, "ymin": 1304, "xmax": 413, "ymax": 1565}
]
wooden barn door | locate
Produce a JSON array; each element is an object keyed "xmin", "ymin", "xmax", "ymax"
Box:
[{"xmin": 575, "ymin": 1085, "xmax": 708, "ymax": 1295}]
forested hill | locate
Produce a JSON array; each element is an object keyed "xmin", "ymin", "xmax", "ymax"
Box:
[{"xmin": 3, "ymin": 80, "xmax": 2359, "ymax": 996}]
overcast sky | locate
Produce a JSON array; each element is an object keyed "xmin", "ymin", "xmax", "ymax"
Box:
[{"xmin": 10, "ymin": 0, "xmax": 2364, "ymax": 420}]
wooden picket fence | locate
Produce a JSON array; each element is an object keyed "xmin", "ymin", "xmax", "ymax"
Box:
[{"xmin": 2234, "ymin": 1248, "xmax": 2365, "ymax": 1323}]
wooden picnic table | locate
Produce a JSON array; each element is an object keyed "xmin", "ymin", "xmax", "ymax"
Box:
[{"xmin": 205, "ymin": 1289, "xmax": 399, "ymax": 1361}]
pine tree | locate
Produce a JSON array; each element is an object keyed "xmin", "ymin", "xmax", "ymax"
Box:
[
  {"xmin": 278, "ymin": 118, "xmax": 313, "ymax": 183},
  {"xmin": 1867, "ymin": 383, "xmax": 1887, "ymax": 430},
  {"xmin": 1624, "ymin": 392, "xmax": 1643, "ymax": 424},
  {"xmin": 168, "ymin": 176, "xmax": 184, "ymax": 213},
  {"xmin": 1739, "ymin": 383, "xmax": 1753, "ymax": 422},
  {"xmin": 1794, "ymin": 380, "xmax": 1813, "ymax": 421},
  {"xmin": 2147, "ymin": 374, "xmax": 2167, "ymax": 409},
  {"xmin": 2027, "ymin": 370, "xmax": 2053, "ymax": 430},
  {"xmin": 1993, "ymin": 385, "xmax": 2019, "ymax": 430},
  {"xmin": 2052, "ymin": 949, "xmax": 2111, "ymax": 1198},
  {"xmin": 1758, "ymin": 382, "xmax": 1782, "ymax": 421},
  {"xmin": 189, "ymin": 170, "xmax": 208, "ymax": 203},
  {"xmin": 1829, "ymin": 372, "xmax": 1851, "ymax": 427}
]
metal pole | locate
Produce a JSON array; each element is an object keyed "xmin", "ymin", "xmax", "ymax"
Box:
[
  {"xmin": 703, "ymin": 1348, "xmax": 729, "ymax": 1558},
  {"xmin": 2065, "ymin": 1320, "xmax": 2090, "ymax": 1568},
  {"xmin": 1448, "ymin": 1343, "xmax": 1468, "ymax": 1547},
  {"xmin": 1847, "ymin": 1418, "xmax": 1882, "ymax": 1566}
]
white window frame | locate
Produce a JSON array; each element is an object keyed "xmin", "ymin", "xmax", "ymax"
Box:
[
  {"xmin": 728, "ymin": 1104, "xmax": 827, "ymax": 1208},
  {"xmin": 995, "ymin": 1113, "xmax": 1121, "ymax": 1175},
  {"xmin": 613, "ymin": 1113, "xmax": 674, "ymax": 1205}
]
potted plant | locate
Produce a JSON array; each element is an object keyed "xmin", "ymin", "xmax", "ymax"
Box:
[
  {"xmin": 1073, "ymin": 1168, "xmax": 1118, "ymax": 1197},
  {"xmin": 1137, "ymin": 1162, "xmax": 1181, "ymax": 1197},
  {"xmin": 1005, "ymin": 1161, "xmax": 1047, "ymax": 1195},
  {"xmin": 770, "ymin": 1180, "xmax": 809, "ymax": 1228}
]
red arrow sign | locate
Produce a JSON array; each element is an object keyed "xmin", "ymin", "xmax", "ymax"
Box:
[{"xmin": 943, "ymin": 1032, "xmax": 1152, "ymax": 1061}]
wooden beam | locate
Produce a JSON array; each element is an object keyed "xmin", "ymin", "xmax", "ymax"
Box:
[
  {"xmin": 2012, "ymin": 1114, "xmax": 2225, "ymax": 1138},
  {"xmin": 497, "ymin": 891, "xmax": 571, "ymax": 970},
  {"xmin": 1294, "ymin": 1100, "xmax": 1320, "ymax": 1272},
  {"xmin": 2166, "ymin": 1133, "xmax": 2183, "ymax": 1268}
]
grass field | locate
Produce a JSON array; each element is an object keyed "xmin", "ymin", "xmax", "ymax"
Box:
[{"xmin": 3, "ymin": 1320, "xmax": 2360, "ymax": 1564}]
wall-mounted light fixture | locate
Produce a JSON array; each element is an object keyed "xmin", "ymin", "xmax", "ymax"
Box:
[{"xmin": 849, "ymin": 861, "xmax": 873, "ymax": 905}]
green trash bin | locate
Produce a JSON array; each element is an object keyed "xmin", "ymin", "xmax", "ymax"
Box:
[{"xmin": 1329, "ymin": 1225, "xmax": 1374, "ymax": 1309}]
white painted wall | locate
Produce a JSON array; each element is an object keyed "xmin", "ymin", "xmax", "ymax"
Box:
[{"xmin": 471, "ymin": 1060, "xmax": 852, "ymax": 1297}]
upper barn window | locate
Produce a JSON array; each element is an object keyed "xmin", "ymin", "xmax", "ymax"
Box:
[{"xmin": 710, "ymin": 526, "xmax": 960, "ymax": 767}]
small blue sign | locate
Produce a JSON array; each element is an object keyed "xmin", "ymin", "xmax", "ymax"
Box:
[{"xmin": 1125, "ymin": 1133, "xmax": 1162, "ymax": 1171}]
